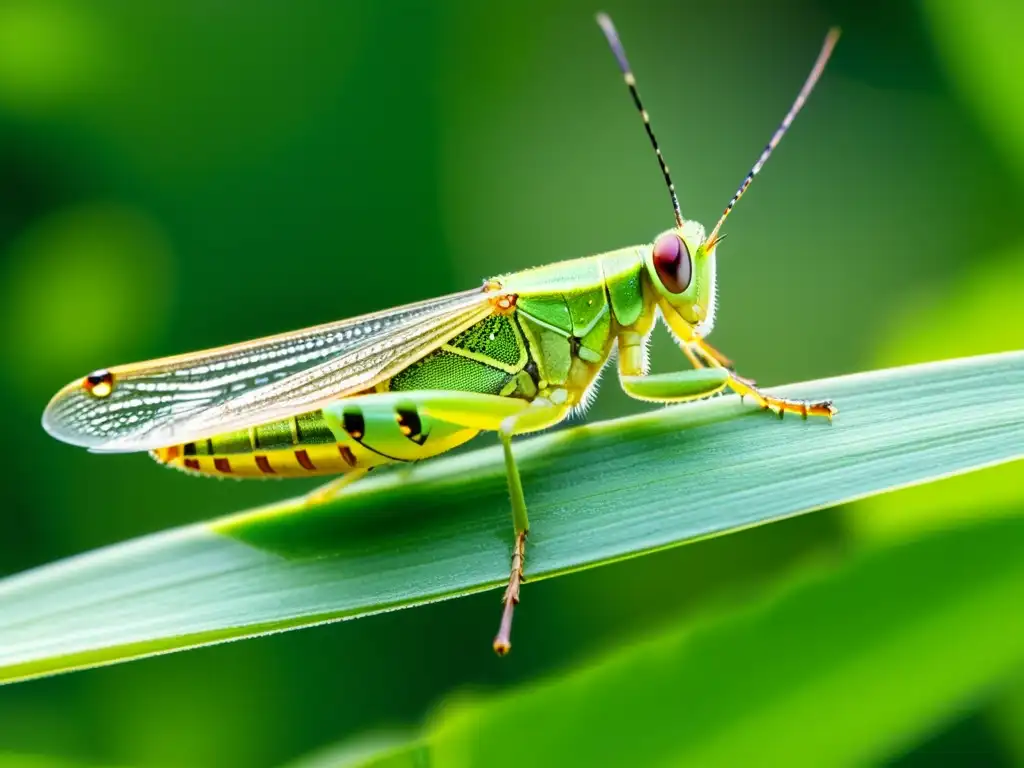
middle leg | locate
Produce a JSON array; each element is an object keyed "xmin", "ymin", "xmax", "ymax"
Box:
[{"xmin": 616, "ymin": 331, "xmax": 835, "ymax": 418}]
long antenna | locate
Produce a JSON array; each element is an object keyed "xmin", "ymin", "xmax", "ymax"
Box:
[
  {"xmin": 706, "ymin": 28, "xmax": 841, "ymax": 249},
  {"xmin": 597, "ymin": 13, "xmax": 683, "ymax": 229}
]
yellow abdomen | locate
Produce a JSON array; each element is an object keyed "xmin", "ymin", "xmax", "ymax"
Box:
[{"xmin": 150, "ymin": 404, "xmax": 479, "ymax": 479}]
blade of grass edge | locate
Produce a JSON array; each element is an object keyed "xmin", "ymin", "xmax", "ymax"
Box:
[
  {"xmin": 346, "ymin": 513, "xmax": 1024, "ymax": 767},
  {"xmin": 0, "ymin": 351, "xmax": 1021, "ymax": 684}
]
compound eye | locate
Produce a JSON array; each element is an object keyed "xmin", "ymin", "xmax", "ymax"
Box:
[
  {"xmin": 652, "ymin": 233, "xmax": 692, "ymax": 294},
  {"xmin": 83, "ymin": 369, "xmax": 114, "ymax": 398}
]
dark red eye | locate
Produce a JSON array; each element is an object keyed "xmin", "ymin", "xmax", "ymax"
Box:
[{"xmin": 652, "ymin": 234, "xmax": 692, "ymax": 293}]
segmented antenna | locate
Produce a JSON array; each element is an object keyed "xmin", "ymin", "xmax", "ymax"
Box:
[
  {"xmin": 597, "ymin": 13, "xmax": 683, "ymax": 229},
  {"xmin": 706, "ymin": 28, "xmax": 841, "ymax": 248}
]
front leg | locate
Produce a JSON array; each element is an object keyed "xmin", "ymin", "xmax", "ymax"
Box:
[
  {"xmin": 617, "ymin": 332, "xmax": 835, "ymax": 418},
  {"xmin": 691, "ymin": 339, "xmax": 836, "ymax": 419}
]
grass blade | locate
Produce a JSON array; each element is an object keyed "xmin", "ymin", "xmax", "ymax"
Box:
[
  {"xmin": 0, "ymin": 352, "xmax": 1021, "ymax": 683},
  {"xmin": 417, "ymin": 514, "xmax": 1024, "ymax": 767}
]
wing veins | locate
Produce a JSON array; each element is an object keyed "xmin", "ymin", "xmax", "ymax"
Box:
[{"xmin": 43, "ymin": 287, "xmax": 499, "ymax": 452}]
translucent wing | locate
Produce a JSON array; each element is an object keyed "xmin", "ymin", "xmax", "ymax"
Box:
[{"xmin": 43, "ymin": 287, "xmax": 496, "ymax": 452}]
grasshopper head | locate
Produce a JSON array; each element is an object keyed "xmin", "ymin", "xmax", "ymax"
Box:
[
  {"xmin": 643, "ymin": 219, "xmax": 718, "ymax": 340},
  {"xmin": 597, "ymin": 14, "xmax": 838, "ymax": 343}
]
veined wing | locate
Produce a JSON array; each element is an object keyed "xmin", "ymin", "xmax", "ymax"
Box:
[{"xmin": 43, "ymin": 286, "xmax": 497, "ymax": 452}]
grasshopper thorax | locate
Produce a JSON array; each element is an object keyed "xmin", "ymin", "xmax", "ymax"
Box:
[{"xmin": 643, "ymin": 219, "xmax": 717, "ymax": 340}]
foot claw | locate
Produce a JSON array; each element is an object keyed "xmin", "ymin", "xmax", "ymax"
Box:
[{"xmin": 747, "ymin": 393, "xmax": 836, "ymax": 422}]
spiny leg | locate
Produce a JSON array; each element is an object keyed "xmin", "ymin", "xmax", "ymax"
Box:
[
  {"xmin": 617, "ymin": 332, "xmax": 834, "ymax": 418},
  {"xmin": 727, "ymin": 370, "xmax": 836, "ymax": 420},
  {"xmin": 494, "ymin": 428, "xmax": 528, "ymax": 657},
  {"xmin": 494, "ymin": 528, "xmax": 526, "ymax": 657},
  {"xmin": 492, "ymin": 403, "xmax": 568, "ymax": 655},
  {"xmin": 323, "ymin": 389, "xmax": 567, "ymax": 654},
  {"xmin": 691, "ymin": 339, "xmax": 836, "ymax": 419}
]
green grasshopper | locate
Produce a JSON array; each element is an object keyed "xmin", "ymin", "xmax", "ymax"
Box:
[{"xmin": 43, "ymin": 15, "xmax": 839, "ymax": 654}]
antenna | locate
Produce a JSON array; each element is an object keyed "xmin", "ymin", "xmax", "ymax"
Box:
[
  {"xmin": 597, "ymin": 13, "xmax": 683, "ymax": 229},
  {"xmin": 706, "ymin": 28, "xmax": 841, "ymax": 248}
]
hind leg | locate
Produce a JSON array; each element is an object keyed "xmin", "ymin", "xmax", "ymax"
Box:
[{"xmin": 319, "ymin": 390, "xmax": 569, "ymax": 653}]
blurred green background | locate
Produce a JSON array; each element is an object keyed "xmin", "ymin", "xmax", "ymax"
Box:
[{"xmin": 0, "ymin": 1, "xmax": 1021, "ymax": 766}]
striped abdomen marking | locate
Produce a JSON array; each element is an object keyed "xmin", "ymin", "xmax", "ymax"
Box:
[
  {"xmin": 294, "ymin": 449, "xmax": 316, "ymax": 471},
  {"xmin": 152, "ymin": 396, "xmax": 484, "ymax": 479},
  {"xmin": 150, "ymin": 409, "xmax": 367, "ymax": 478}
]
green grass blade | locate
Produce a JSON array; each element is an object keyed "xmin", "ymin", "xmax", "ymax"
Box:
[
  {"xmin": 278, "ymin": 733, "xmax": 419, "ymax": 768},
  {"xmin": 415, "ymin": 513, "xmax": 1024, "ymax": 767},
  {"xmin": 1, "ymin": 352, "xmax": 1021, "ymax": 683}
]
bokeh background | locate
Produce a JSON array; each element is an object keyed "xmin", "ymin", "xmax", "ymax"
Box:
[{"xmin": 0, "ymin": 0, "xmax": 1021, "ymax": 765}]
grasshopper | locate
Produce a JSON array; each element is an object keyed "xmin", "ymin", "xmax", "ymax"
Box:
[{"xmin": 43, "ymin": 15, "xmax": 839, "ymax": 654}]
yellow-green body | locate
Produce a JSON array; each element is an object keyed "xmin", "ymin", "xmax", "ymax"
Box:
[
  {"xmin": 41, "ymin": 13, "xmax": 839, "ymax": 655},
  {"xmin": 151, "ymin": 223, "xmax": 718, "ymax": 480}
]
